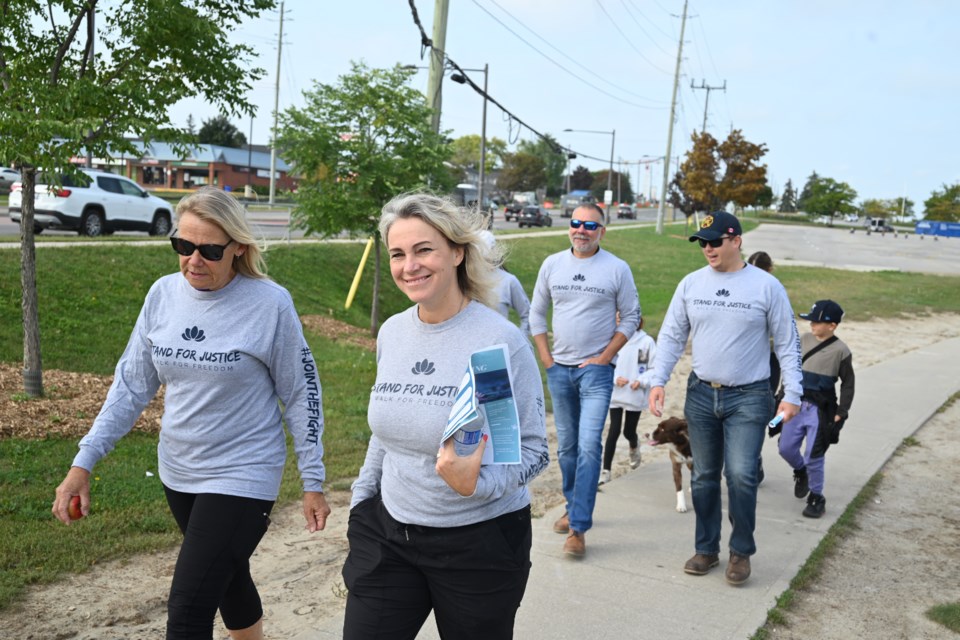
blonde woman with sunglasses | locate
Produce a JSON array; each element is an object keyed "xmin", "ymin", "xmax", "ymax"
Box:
[{"xmin": 52, "ymin": 187, "xmax": 330, "ymax": 640}]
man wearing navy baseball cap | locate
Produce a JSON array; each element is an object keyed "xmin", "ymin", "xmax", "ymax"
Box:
[
  {"xmin": 649, "ymin": 211, "xmax": 803, "ymax": 586},
  {"xmin": 688, "ymin": 210, "xmax": 742, "ymax": 242}
]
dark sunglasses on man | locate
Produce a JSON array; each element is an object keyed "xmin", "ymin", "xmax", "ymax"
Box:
[
  {"xmin": 697, "ymin": 236, "xmax": 730, "ymax": 249},
  {"xmin": 570, "ymin": 219, "xmax": 602, "ymax": 231},
  {"xmin": 170, "ymin": 233, "xmax": 234, "ymax": 261}
]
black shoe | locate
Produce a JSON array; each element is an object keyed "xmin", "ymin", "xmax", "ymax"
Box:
[
  {"xmin": 757, "ymin": 456, "xmax": 765, "ymax": 485},
  {"xmin": 803, "ymin": 493, "xmax": 826, "ymax": 518},
  {"xmin": 793, "ymin": 466, "xmax": 809, "ymax": 499}
]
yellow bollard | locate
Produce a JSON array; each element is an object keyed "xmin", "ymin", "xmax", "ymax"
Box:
[{"xmin": 345, "ymin": 237, "xmax": 374, "ymax": 309}]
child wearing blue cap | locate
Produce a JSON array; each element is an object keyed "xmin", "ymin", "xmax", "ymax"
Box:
[{"xmin": 777, "ymin": 300, "xmax": 856, "ymax": 518}]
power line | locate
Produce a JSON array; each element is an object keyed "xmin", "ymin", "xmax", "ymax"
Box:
[
  {"xmin": 483, "ymin": 0, "xmax": 667, "ymax": 105},
  {"xmin": 470, "ymin": 0, "xmax": 665, "ymax": 110},
  {"xmin": 405, "ymin": 0, "xmax": 626, "ymax": 166},
  {"xmin": 618, "ymin": 0, "xmax": 674, "ymax": 57},
  {"xmin": 594, "ymin": 0, "xmax": 671, "ymax": 75}
]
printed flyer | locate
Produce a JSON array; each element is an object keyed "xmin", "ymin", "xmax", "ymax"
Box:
[{"xmin": 440, "ymin": 344, "xmax": 521, "ymax": 464}]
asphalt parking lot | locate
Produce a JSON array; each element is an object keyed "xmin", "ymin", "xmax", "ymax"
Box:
[{"xmin": 742, "ymin": 223, "xmax": 960, "ymax": 276}]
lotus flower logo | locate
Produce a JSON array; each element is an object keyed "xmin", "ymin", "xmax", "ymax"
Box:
[
  {"xmin": 411, "ymin": 359, "xmax": 436, "ymax": 375},
  {"xmin": 573, "ymin": 273, "xmax": 586, "ymax": 282},
  {"xmin": 181, "ymin": 326, "xmax": 206, "ymax": 342},
  {"xmin": 715, "ymin": 289, "xmax": 730, "ymax": 297}
]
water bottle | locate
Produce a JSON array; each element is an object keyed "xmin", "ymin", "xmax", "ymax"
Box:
[{"xmin": 453, "ymin": 414, "xmax": 485, "ymax": 457}]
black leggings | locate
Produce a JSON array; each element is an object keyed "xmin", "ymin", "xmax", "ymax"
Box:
[
  {"xmin": 603, "ymin": 407, "xmax": 640, "ymax": 471},
  {"xmin": 163, "ymin": 485, "xmax": 274, "ymax": 640}
]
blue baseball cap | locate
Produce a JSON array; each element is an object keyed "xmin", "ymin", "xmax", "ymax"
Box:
[
  {"xmin": 799, "ymin": 300, "xmax": 844, "ymax": 324},
  {"xmin": 689, "ymin": 211, "xmax": 742, "ymax": 242}
]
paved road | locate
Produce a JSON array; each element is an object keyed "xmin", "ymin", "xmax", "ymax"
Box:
[{"xmin": 743, "ymin": 223, "xmax": 960, "ymax": 276}]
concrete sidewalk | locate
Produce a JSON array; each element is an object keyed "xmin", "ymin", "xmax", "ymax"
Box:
[{"xmin": 312, "ymin": 335, "xmax": 960, "ymax": 639}]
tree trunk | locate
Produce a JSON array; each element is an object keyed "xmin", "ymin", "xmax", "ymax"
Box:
[
  {"xmin": 369, "ymin": 233, "xmax": 381, "ymax": 338},
  {"xmin": 19, "ymin": 168, "xmax": 44, "ymax": 396}
]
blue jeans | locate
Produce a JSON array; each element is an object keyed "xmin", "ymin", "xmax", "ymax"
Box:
[
  {"xmin": 546, "ymin": 363, "xmax": 614, "ymax": 533},
  {"xmin": 684, "ymin": 373, "xmax": 773, "ymax": 557}
]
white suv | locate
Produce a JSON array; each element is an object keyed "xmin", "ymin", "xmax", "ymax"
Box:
[{"xmin": 8, "ymin": 168, "xmax": 173, "ymax": 236}]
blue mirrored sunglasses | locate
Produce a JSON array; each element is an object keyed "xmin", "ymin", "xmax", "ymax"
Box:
[{"xmin": 570, "ymin": 219, "xmax": 602, "ymax": 231}]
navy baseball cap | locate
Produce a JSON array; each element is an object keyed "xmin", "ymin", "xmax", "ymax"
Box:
[
  {"xmin": 799, "ymin": 300, "xmax": 844, "ymax": 324},
  {"xmin": 688, "ymin": 211, "xmax": 742, "ymax": 242}
]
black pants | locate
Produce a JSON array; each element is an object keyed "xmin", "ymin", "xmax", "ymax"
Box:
[
  {"xmin": 163, "ymin": 485, "xmax": 274, "ymax": 640},
  {"xmin": 603, "ymin": 407, "xmax": 640, "ymax": 471},
  {"xmin": 342, "ymin": 495, "xmax": 532, "ymax": 640}
]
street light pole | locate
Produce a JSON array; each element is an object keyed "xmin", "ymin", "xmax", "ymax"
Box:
[
  {"xmin": 564, "ymin": 127, "xmax": 615, "ymax": 224},
  {"xmin": 449, "ymin": 65, "xmax": 489, "ymax": 211}
]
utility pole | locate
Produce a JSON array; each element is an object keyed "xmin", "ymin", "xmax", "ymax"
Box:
[
  {"xmin": 691, "ymin": 79, "xmax": 726, "ymax": 132},
  {"xmin": 478, "ymin": 63, "xmax": 489, "ymax": 208},
  {"xmin": 656, "ymin": 0, "xmax": 687, "ymax": 235},
  {"xmin": 268, "ymin": 0, "xmax": 285, "ymax": 205},
  {"xmin": 426, "ymin": 0, "xmax": 450, "ymax": 134}
]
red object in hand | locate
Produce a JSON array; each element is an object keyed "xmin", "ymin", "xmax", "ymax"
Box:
[{"xmin": 68, "ymin": 495, "xmax": 83, "ymax": 520}]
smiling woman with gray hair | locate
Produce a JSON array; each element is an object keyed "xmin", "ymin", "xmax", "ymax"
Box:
[{"xmin": 342, "ymin": 191, "xmax": 549, "ymax": 640}]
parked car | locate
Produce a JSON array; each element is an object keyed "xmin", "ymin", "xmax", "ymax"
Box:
[
  {"xmin": 503, "ymin": 201, "xmax": 523, "ymax": 222},
  {"xmin": 518, "ymin": 205, "xmax": 553, "ymax": 228},
  {"xmin": 617, "ymin": 204, "xmax": 636, "ymax": 220},
  {"xmin": 864, "ymin": 217, "xmax": 894, "ymax": 233},
  {"xmin": 8, "ymin": 169, "xmax": 173, "ymax": 236},
  {"xmin": 0, "ymin": 168, "xmax": 21, "ymax": 192},
  {"xmin": 844, "ymin": 213, "xmax": 860, "ymax": 222}
]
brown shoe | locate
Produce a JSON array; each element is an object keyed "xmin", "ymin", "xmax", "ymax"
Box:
[
  {"xmin": 725, "ymin": 552, "xmax": 751, "ymax": 585},
  {"xmin": 683, "ymin": 553, "xmax": 720, "ymax": 575},
  {"xmin": 553, "ymin": 512, "xmax": 570, "ymax": 534},
  {"xmin": 563, "ymin": 531, "xmax": 585, "ymax": 558}
]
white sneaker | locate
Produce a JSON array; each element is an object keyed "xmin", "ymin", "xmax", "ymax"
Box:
[
  {"xmin": 629, "ymin": 447, "xmax": 641, "ymax": 469},
  {"xmin": 598, "ymin": 470, "xmax": 612, "ymax": 486}
]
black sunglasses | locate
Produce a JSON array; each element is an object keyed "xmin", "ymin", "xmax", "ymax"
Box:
[
  {"xmin": 170, "ymin": 234, "xmax": 234, "ymax": 261},
  {"xmin": 570, "ymin": 219, "xmax": 603, "ymax": 231},
  {"xmin": 697, "ymin": 236, "xmax": 730, "ymax": 249}
]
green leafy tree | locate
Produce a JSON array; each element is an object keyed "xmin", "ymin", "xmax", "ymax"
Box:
[
  {"xmin": 923, "ymin": 184, "xmax": 960, "ymax": 222},
  {"xmin": 186, "ymin": 114, "xmax": 197, "ymax": 136},
  {"xmin": 518, "ymin": 134, "xmax": 565, "ymax": 196},
  {"xmin": 802, "ymin": 177, "xmax": 858, "ymax": 221},
  {"xmin": 198, "ymin": 115, "xmax": 247, "ymax": 147},
  {"xmin": 895, "ymin": 197, "xmax": 915, "ymax": 218},
  {"xmin": 779, "ymin": 179, "xmax": 798, "ymax": 212},
  {"xmin": 448, "ymin": 134, "xmax": 506, "ymax": 175},
  {"xmin": 276, "ymin": 62, "xmax": 452, "ymax": 335},
  {"xmin": 753, "ymin": 184, "xmax": 774, "ymax": 209},
  {"xmin": 569, "ymin": 165, "xmax": 593, "ymax": 190},
  {"xmin": 496, "ymin": 152, "xmax": 546, "ymax": 192},
  {"xmin": 0, "ymin": 0, "xmax": 272, "ymax": 396},
  {"xmin": 590, "ymin": 169, "xmax": 633, "ymax": 204},
  {"xmin": 797, "ymin": 171, "xmax": 820, "ymax": 212},
  {"xmin": 861, "ymin": 198, "xmax": 895, "ymax": 218}
]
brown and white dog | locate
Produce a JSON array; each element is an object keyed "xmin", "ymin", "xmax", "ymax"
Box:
[{"xmin": 648, "ymin": 417, "xmax": 693, "ymax": 513}]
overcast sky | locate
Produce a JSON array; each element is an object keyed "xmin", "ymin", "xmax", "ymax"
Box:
[{"xmin": 169, "ymin": 0, "xmax": 959, "ymax": 214}]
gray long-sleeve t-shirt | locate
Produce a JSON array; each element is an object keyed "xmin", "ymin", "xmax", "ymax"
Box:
[
  {"xmin": 493, "ymin": 268, "xmax": 531, "ymax": 335},
  {"xmin": 529, "ymin": 248, "xmax": 641, "ymax": 365},
  {"xmin": 651, "ymin": 263, "xmax": 803, "ymax": 405},
  {"xmin": 351, "ymin": 301, "xmax": 549, "ymax": 527},
  {"xmin": 73, "ymin": 273, "xmax": 326, "ymax": 501}
]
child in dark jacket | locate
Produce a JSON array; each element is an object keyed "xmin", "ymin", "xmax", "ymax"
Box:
[{"xmin": 778, "ymin": 300, "xmax": 855, "ymax": 518}]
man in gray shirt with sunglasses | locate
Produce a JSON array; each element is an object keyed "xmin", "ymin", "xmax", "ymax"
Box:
[
  {"xmin": 649, "ymin": 210, "xmax": 802, "ymax": 586},
  {"xmin": 530, "ymin": 203, "xmax": 641, "ymax": 559}
]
